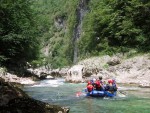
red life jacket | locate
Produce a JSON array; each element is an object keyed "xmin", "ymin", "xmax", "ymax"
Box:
[
  {"xmin": 95, "ymin": 80, "xmax": 101, "ymax": 88},
  {"xmin": 87, "ymin": 84, "xmax": 93, "ymax": 92}
]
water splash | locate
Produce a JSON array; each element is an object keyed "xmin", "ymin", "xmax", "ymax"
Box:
[{"xmin": 30, "ymin": 79, "xmax": 65, "ymax": 87}]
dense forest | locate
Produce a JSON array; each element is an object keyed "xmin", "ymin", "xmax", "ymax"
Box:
[
  {"xmin": 79, "ymin": 0, "xmax": 150, "ymax": 56},
  {"xmin": 0, "ymin": 0, "xmax": 150, "ymax": 69},
  {"xmin": 0, "ymin": 0, "xmax": 40, "ymax": 67}
]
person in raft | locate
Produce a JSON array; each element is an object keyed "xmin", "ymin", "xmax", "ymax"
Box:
[
  {"xmin": 86, "ymin": 81, "xmax": 94, "ymax": 92},
  {"xmin": 112, "ymin": 78, "xmax": 118, "ymax": 89},
  {"xmin": 105, "ymin": 79, "xmax": 117, "ymax": 93},
  {"xmin": 99, "ymin": 76, "xmax": 105, "ymax": 91},
  {"xmin": 94, "ymin": 77, "xmax": 103, "ymax": 91},
  {"xmin": 87, "ymin": 76, "xmax": 103, "ymax": 91},
  {"xmin": 90, "ymin": 78, "xmax": 96, "ymax": 88}
]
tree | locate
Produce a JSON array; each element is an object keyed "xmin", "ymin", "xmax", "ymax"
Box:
[
  {"xmin": 79, "ymin": 0, "xmax": 150, "ymax": 57},
  {"xmin": 0, "ymin": 0, "xmax": 40, "ymax": 66}
]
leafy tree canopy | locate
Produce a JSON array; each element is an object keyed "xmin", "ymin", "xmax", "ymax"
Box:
[
  {"xmin": 79, "ymin": 0, "xmax": 150, "ymax": 57},
  {"xmin": 0, "ymin": 0, "xmax": 40, "ymax": 66}
]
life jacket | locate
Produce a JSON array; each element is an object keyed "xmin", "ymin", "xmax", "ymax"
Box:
[
  {"xmin": 95, "ymin": 80, "xmax": 101, "ymax": 87},
  {"xmin": 90, "ymin": 79, "xmax": 96, "ymax": 88},
  {"xmin": 95, "ymin": 80, "xmax": 102, "ymax": 90},
  {"xmin": 100, "ymin": 80, "xmax": 103, "ymax": 85},
  {"xmin": 105, "ymin": 83, "xmax": 117, "ymax": 93},
  {"xmin": 112, "ymin": 83, "xmax": 117, "ymax": 91},
  {"xmin": 87, "ymin": 84, "xmax": 94, "ymax": 92}
]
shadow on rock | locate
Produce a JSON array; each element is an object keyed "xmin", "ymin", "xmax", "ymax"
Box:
[{"xmin": 0, "ymin": 77, "xmax": 69, "ymax": 113}]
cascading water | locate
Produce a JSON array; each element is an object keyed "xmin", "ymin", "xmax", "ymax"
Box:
[{"xmin": 73, "ymin": 0, "xmax": 90, "ymax": 64}]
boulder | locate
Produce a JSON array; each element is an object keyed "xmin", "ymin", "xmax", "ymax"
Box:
[
  {"xmin": 50, "ymin": 68, "xmax": 61, "ymax": 77},
  {"xmin": 107, "ymin": 56, "xmax": 121, "ymax": 66},
  {"xmin": 0, "ymin": 71, "xmax": 35, "ymax": 85},
  {"xmin": 27, "ymin": 67, "xmax": 52, "ymax": 80},
  {"xmin": 66, "ymin": 65, "xmax": 84, "ymax": 83}
]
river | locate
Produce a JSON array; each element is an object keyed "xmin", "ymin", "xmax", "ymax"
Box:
[{"xmin": 23, "ymin": 79, "xmax": 150, "ymax": 113}]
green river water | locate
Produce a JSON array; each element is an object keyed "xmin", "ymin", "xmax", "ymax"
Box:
[{"xmin": 23, "ymin": 79, "xmax": 150, "ymax": 113}]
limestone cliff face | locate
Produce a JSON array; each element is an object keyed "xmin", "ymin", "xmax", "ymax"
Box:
[
  {"xmin": 73, "ymin": 0, "xmax": 90, "ymax": 64},
  {"xmin": 67, "ymin": 54, "xmax": 150, "ymax": 87},
  {"xmin": 0, "ymin": 77, "xmax": 69, "ymax": 113},
  {"xmin": 41, "ymin": 0, "xmax": 91, "ymax": 68}
]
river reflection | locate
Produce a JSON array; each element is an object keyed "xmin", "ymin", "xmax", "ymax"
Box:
[{"xmin": 23, "ymin": 79, "xmax": 150, "ymax": 113}]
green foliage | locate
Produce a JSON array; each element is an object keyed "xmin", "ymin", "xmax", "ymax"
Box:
[
  {"xmin": 31, "ymin": 0, "xmax": 150, "ymax": 68},
  {"xmin": 103, "ymin": 64, "xmax": 109, "ymax": 69},
  {"xmin": 3, "ymin": 0, "xmax": 149, "ymax": 68},
  {"xmin": 126, "ymin": 50, "xmax": 138, "ymax": 58},
  {"xmin": 79, "ymin": 0, "xmax": 150, "ymax": 58},
  {"xmin": 30, "ymin": 59, "xmax": 44, "ymax": 68},
  {"xmin": 32, "ymin": 0, "xmax": 79, "ymax": 68},
  {"xmin": 0, "ymin": 0, "xmax": 40, "ymax": 66}
]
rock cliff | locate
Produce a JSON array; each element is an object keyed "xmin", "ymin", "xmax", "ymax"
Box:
[{"xmin": 66, "ymin": 54, "xmax": 150, "ymax": 87}]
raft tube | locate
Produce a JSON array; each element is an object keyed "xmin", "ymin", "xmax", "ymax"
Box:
[{"xmin": 86, "ymin": 90, "xmax": 116, "ymax": 97}]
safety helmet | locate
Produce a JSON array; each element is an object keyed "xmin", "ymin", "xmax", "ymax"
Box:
[
  {"xmin": 108, "ymin": 79, "xmax": 113, "ymax": 84},
  {"xmin": 87, "ymin": 81, "xmax": 91, "ymax": 85}
]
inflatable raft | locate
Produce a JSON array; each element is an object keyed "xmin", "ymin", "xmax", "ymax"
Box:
[{"xmin": 86, "ymin": 90, "xmax": 116, "ymax": 97}]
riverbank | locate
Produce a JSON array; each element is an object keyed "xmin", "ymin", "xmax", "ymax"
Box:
[
  {"xmin": 2, "ymin": 54, "xmax": 149, "ymax": 87},
  {"xmin": 0, "ymin": 67, "xmax": 70, "ymax": 113},
  {"xmin": 0, "ymin": 67, "xmax": 36, "ymax": 84},
  {"xmin": 66, "ymin": 54, "xmax": 150, "ymax": 87}
]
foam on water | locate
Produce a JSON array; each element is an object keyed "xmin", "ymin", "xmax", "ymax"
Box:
[
  {"xmin": 30, "ymin": 78, "xmax": 65, "ymax": 87},
  {"xmin": 118, "ymin": 86, "xmax": 140, "ymax": 91}
]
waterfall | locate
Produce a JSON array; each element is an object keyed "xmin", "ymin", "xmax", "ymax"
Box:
[{"xmin": 73, "ymin": 0, "xmax": 90, "ymax": 64}]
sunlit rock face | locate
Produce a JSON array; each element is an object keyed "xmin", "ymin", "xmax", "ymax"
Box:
[
  {"xmin": 66, "ymin": 65, "xmax": 85, "ymax": 83},
  {"xmin": 0, "ymin": 77, "xmax": 70, "ymax": 113}
]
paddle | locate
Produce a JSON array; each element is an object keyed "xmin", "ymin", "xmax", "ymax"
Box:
[
  {"xmin": 117, "ymin": 90, "xmax": 126, "ymax": 97},
  {"xmin": 76, "ymin": 89, "xmax": 87, "ymax": 97},
  {"xmin": 76, "ymin": 92, "xmax": 83, "ymax": 97}
]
